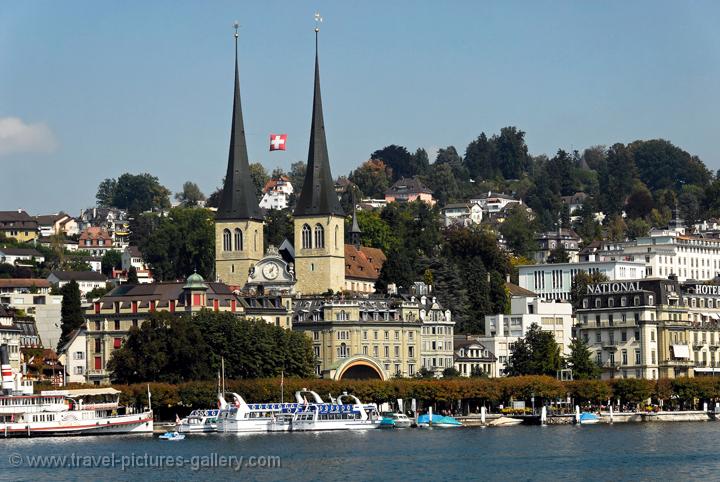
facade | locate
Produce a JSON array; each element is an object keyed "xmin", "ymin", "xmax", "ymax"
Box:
[
  {"xmin": 441, "ymin": 202, "xmax": 483, "ymax": 227},
  {"xmin": 0, "ymin": 247, "xmax": 45, "ymax": 266},
  {"xmin": 0, "ymin": 278, "xmax": 51, "ymax": 294},
  {"xmin": 470, "ymin": 192, "xmax": 520, "ymax": 215},
  {"xmin": 0, "ymin": 210, "xmax": 38, "ymax": 242},
  {"xmin": 48, "ymin": 271, "xmax": 108, "ymax": 297},
  {"xmin": 534, "ymin": 228, "xmax": 582, "ymax": 264},
  {"xmin": 259, "ymin": 176, "xmax": 294, "ymax": 210},
  {"xmin": 385, "ymin": 177, "xmax": 435, "ymax": 205},
  {"xmin": 120, "ymin": 246, "xmax": 153, "ymax": 283},
  {"xmin": 293, "ymin": 297, "xmax": 423, "ymax": 380},
  {"xmin": 0, "ymin": 291, "xmax": 62, "ymax": 349},
  {"xmin": 0, "ymin": 305, "xmax": 21, "ymax": 369},
  {"xmin": 78, "ymin": 227, "xmax": 115, "ymax": 257},
  {"xmin": 600, "ymin": 230, "xmax": 720, "ymax": 282},
  {"xmin": 57, "ymin": 328, "xmax": 87, "ymax": 384},
  {"xmin": 415, "ymin": 292, "xmax": 455, "ymax": 376},
  {"xmin": 344, "ymin": 244, "xmax": 385, "ymax": 294},
  {"xmin": 560, "ymin": 192, "xmax": 588, "ymax": 215},
  {"xmin": 35, "ymin": 213, "xmax": 79, "ymax": 238},
  {"xmin": 453, "ymin": 336, "xmax": 497, "ymax": 377},
  {"xmin": 517, "ymin": 260, "xmax": 647, "ymax": 302},
  {"xmin": 478, "ymin": 284, "xmax": 573, "ymax": 377}
]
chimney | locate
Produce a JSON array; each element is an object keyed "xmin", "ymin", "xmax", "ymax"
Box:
[{"xmin": 1, "ymin": 344, "xmax": 13, "ymax": 393}]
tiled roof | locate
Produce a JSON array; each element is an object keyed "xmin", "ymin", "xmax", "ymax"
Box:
[
  {"xmin": 0, "ymin": 247, "xmax": 43, "ymax": 257},
  {"xmin": 49, "ymin": 271, "xmax": 107, "ymax": 282},
  {"xmin": 0, "ymin": 210, "xmax": 38, "ymax": 229},
  {"xmin": 386, "ymin": 177, "xmax": 433, "ymax": 195},
  {"xmin": 506, "ymin": 282, "xmax": 537, "ymax": 297},
  {"xmin": 0, "ymin": 278, "xmax": 50, "ymax": 289},
  {"xmin": 345, "ymin": 244, "xmax": 386, "ymax": 281}
]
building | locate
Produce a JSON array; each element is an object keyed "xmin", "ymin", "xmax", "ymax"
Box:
[
  {"xmin": 0, "ymin": 210, "xmax": 38, "ymax": 242},
  {"xmin": 600, "ymin": 230, "xmax": 720, "ymax": 282},
  {"xmin": 57, "ymin": 327, "xmax": 87, "ymax": 384},
  {"xmin": 120, "ymin": 246, "xmax": 153, "ymax": 283},
  {"xmin": 470, "ymin": 192, "xmax": 521, "ymax": 215},
  {"xmin": 385, "ymin": 177, "xmax": 435, "ymax": 206},
  {"xmin": 35, "ymin": 213, "xmax": 79, "ymax": 238},
  {"xmin": 477, "ymin": 283, "xmax": 573, "ymax": 377},
  {"xmin": 36, "ymin": 236, "xmax": 79, "ymax": 252},
  {"xmin": 292, "ymin": 297, "xmax": 423, "ymax": 380},
  {"xmin": 0, "ymin": 278, "xmax": 51, "ymax": 294},
  {"xmin": 453, "ymin": 336, "xmax": 497, "ymax": 377},
  {"xmin": 344, "ymin": 245, "xmax": 385, "ymax": 294},
  {"xmin": 48, "ymin": 271, "xmax": 108, "ymax": 297},
  {"xmin": 78, "ymin": 227, "xmax": 115, "ymax": 257},
  {"xmin": 534, "ymin": 228, "xmax": 582, "ymax": 264},
  {"xmin": 576, "ymin": 279, "xmax": 678, "ymax": 380},
  {"xmin": 0, "ymin": 247, "xmax": 45, "ymax": 266},
  {"xmin": 413, "ymin": 286, "xmax": 455, "ymax": 376},
  {"xmin": 560, "ymin": 192, "xmax": 589, "ymax": 216},
  {"xmin": 517, "ymin": 260, "xmax": 647, "ymax": 302},
  {"xmin": 441, "ymin": 202, "xmax": 483, "ymax": 227},
  {"xmin": 84, "ymin": 273, "xmax": 244, "ymax": 384},
  {"xmin": 214, "ymin": 38, "xmax": 265, "ymax": 287},
  {"xmin": 0, "ymin": 291, "xmax": 62, "ymax": 349},
  {"xmin": 0, "ymin": 305, "xmax": 22, "ymax": 369},
  {"xmin": 259, "ymin": 176, "xmax": 294, "ymax": 210}
]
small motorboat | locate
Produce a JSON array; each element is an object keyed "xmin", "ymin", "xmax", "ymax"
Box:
[
  {"xmin": 379, "ymin": 412, "xmax": 412, "ymax": 429},
  {"xmin": 416, "ymin": 413, "xmax": 461, "ymax": 428},
  {"xmin": 487, "ymin": 416, "xmax": 523, "ymax": 427},
  {"xmin": 578, "ymin": 412, "xmax": 601, "ymax": 425},
  {"xmin": 159, "ymin": 431, "xmax": 185, "ymax": 441}
]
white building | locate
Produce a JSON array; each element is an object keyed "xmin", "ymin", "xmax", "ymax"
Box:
[
  {"xmin": 453, "ymin": 336, "xmax": 497, "ymax": 377},
  {"xmin": 0, "ymin": 247, "xmax": 45, "ymax": 265},
  {"xmin": 600, "ymin": 230, "xmax": 720, "ymax": 282},
  {"xmin": 470, "ymin": 192, "xmax": 521, "ymax": 215},
  {"xmin": 476, "ymin": 284, "xmax": 574, "ymax": 377},
  {"xmin": 58, "ymin": 328, "xmax": 87, "ymax": 384},
  {"xmin": 0, "ymin": 292, "xmax": 62, "ymax": 349},
  {"xmin": 121, "ymin": 246, "xmax": 154, "ymax": 283},
  {"xmin": 259, "ymin": 176, "xmax": 294, "ymax": 211},
  {"xmin": 518, "ymin": 260, "xmax": 647, "ymax": 302},
  {"xmin": 48, "ymin": 271, "xmax": 108, "ymax": 298},
  {"xmin": 441, "ymin": 202, "xmax": 483, "ymax": 227},
  {"xmin": 417, "ymin": 292, "xmax": 455, "ymax": 377}
]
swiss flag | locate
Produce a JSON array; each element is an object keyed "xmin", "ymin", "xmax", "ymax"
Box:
[{"xmin": 270, "ymin": 134, "xmax": 287, "ymax": 151}]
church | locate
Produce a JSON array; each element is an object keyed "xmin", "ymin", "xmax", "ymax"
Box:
[{"xmin": 213, "ymin": 27, "xmax": 380, "ymax": 297}]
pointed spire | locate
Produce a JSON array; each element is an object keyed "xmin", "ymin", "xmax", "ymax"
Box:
[
  {"xmin": 350, "ymin": 187, "xmax": 361, "ymax": 248},
  {"xmin": 216, "ymin": 23, "xmax": 263, "ymax": 221},
  {"xmin": 294, "ymin": 23, "xmax": 344, "ymax": 217}
]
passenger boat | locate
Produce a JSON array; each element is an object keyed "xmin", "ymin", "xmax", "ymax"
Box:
[
  {"xmin": 159, "ymin": 431, "xmax": 185, "ymax": 441},
  {"xmin": 176, "ymin": 409, "xmax": 220, "ymax": 433},
  {"xmin": 0, "ymin": 345, "xmax": 153, "ymax": 437}
]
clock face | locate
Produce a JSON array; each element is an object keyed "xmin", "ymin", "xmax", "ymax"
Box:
[{"xmin": 263, "ymin": 262, "xmax": 279, "ymax": 280}]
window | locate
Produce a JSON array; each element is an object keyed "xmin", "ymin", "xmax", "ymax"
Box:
[
  {"xmin": 113, "ymin": 338, "xmax": 122, "ymax": 349},
  {"xmin": 621, "ymin": 331, "xmax": 627, "ymax": 342},
  {"xmin": 314, "ymin": 224, "xmax": 325, "ymax": 249},
  {"xmin": 394, "ymin": 346, "xmax": 399, "ymax": 357},
  {"xmin": 223, "ymin": 229, "xmax": 231, "ymax": 251},
  {"xmin": 74, "ymin": 351, "xmax": 84, "ymax": 360},
  {"xmin": 234, "ymin": 228, "xmax": 243, "ymax": 251},
  {"xmin": 651, "ymin": 330, "xmax": 655, "ymax": 342},
  {"xmin": 302, "ymin": 224, "xmax": 312, "ymax": 249},
  {"xmin": 362, "ymin": 346, "xmax": 368, "ymax": 355},
  {"xmin": 94, "ymin": 339, "xmax": 102, "ymax": 353},
  {"xmin": 384, "ymin": 346, "xmax": 389, "ymax": 358},
  {"xmin": 94, "ymin": 356, "xmax": 102, "ymax": 370},
  {"xmin": 408, "ymin": 346, "xmax": 414, "ymax": 357},
  {"xmin": 622, "ymin": 350, "xmax": 628, "ymax": 365},
  {"xmin": 635, "ymin": 350, "xmax": 641, "ymax": 365},
  {"xmin": 114, "ymin": 320, "xmax": 120, "ymax": 330},
  {"xmin": 651, "ymin": 351, "xmax": 656, "ymax": 364},
  {"xmin": 595, "ymin": 332, "xmax": 601, "ymax": 343},
  {"xmin": 634, "ymin": 330, "xmax": 640, "ymax": 341}
]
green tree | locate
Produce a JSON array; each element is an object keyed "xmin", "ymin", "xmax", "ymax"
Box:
[
  {"xmin": 599, "ymin": 144, "xmax": 636, "ymax": 215},
  {"xmin": 348, "ymin": 159, "xmax": 392, "ymax": 198},
  {"xmin": 463, "ymin": 132, "xmax": 496, "ymax": 180},
  {"xmin": 249, "ymin": 162, "xmax": 270, "ymax": 200},
  {"xmin": 470, "ymin": 366, "xmax": 488, "ymax": 378},
  {"xmin": 57, "ymin": 280, "xmax": 83, "ymax": 351},
  {"xmin": 264, "ymin": 208, "xmax": 294, "ymax": 248},
  {"xmin": 101, "ymin": 250, "xmax": 122, "ymax": 276},
  {"xmin": 625, "ymin": 182, "xmax": 655, "ymax": 219},
  {"xmin": 500, "ymin": 205, "xmax": 537, "ymax": 258},
  {"xmin": 96, "ymin": 178, "xmax": 118, "ymax": 207},
  {"xmin": 85, "ymin": 284, "xmax": 110, "ymax": 301},
  {"xmin": 175, "ymin": 181, "xmax": 206, "ymax": 207},
  {"xmin": 630, "ymin": 139, "xmax": 710, "ymax": 192},
  {"xmin": 492, "ymin": 126, "xmax": 531, "ymax": 179},
  {"xmin": 625, "ymin": 218, "xmax": 650, "ymax": 240},
  {"xmin": 425, "ymin": 162, "xmax": 459, "ymax": 206},
  {"xmin": 442, "ymin": 367, "xmax": 461, "ymax": 378},
  {"xmin": 506, "ymin": 323, "xmax": 562, "ymax": 376},
  {"xmin": 140, "ymin": 207, "xmax": 215, "ymax": 281},
  {"xmin": 566, "ymin": 338, "xmax": 600, "ymax": 379},
  {"xmin": 288, "ymin": 161, "xmax": 307, "ymax": 195},
  {"xmin": 570, "ymin": 271, "xmax": 609, "ymax": 309},
  {"xmin": 108, "ymin": 173, "xmax": 171, "ymax": 213},
  {"xmin": 354, "ymin": 210, "xmax": 397, "ymax": 252},
  {"xmin": 127, "ymin": 266, "xmax": 139, "ymax": 284},
  {"xmin": 546, "ymin": 245, "xmax": 570, "ymax": 264}
]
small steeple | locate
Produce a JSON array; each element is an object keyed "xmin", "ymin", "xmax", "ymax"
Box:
[
  {"xmin": 216, "ymin": 22, "xmax": 263, "ymax": 221},
  {"xmin": 350, "ymin": 188, "xmax": 362, "ymax": 248},
  {"xmin": 294, "ymin": 17, "xmax": 344, "ymax": 217}
]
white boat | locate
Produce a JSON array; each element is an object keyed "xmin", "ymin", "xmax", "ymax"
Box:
[
  {"xmin": 578, "ymin": 412, "xmax": 601, "ymax": 425},
  {"xmin": 176, "ymin": 409, "xmax": 219, "ymax": 433},
  {"xmin": 379, "ymin": 412, "xmax": 412, "ymax": 428},
  {"xmin": 487, "ymin": 416, "xmax": 523, "ymax": 427},
  {"xmin": 0, "ymin": 345, "xmax": 153, "ymax": 437},
  {"xmin": 159, "ymin": 431, "xmax": 185, "ymax": 441},
  {"xmin": 216, "ymin": 392, "xmax": 300, "ymax": 433}
]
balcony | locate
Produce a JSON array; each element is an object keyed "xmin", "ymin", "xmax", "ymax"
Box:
[
  {"xmin": 87, "ymin": 369, "xmax": 108, "ymax": 377},
  {"xmin": 602, "ymin": 340, "xmax": 619, "ymax": 349},
  {"xmin": 602, "ymin": 361, "xmax": 621, "ymax": 369},
  {"xmin": 664, "ymin": 359, "xmax": 694, "ymax": 367}
]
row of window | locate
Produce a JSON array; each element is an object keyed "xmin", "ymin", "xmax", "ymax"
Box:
[
  {"xmin": 583, "ymin": 295, "xmax": 653, "ymax": 309},
  {"xmin": 599, "ymin": 349, "xmax": 651, "ymax": 366},
  {"xmin": 323, "ymin": 343, "xmax": 417, "ymax": 360},
  {"xmin": 222, "ymin": 228, "xmax": 258, "ymax": 252},
  {"xmin": 583, "ymin": 329, "xmax": 654, "ymax": 344}
]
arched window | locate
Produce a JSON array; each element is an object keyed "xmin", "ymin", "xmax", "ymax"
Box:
[
  {"xmin": 314, "ymin": 224, "xmax": 325, "ymax": 249},
  {"xmin": 223, "ymin": 229, "xmax": 231, "ymax": 251},
  {"xmin": 302, "ymin": 224, "xmax": 312, "ymax": 249},
  {"xmin": 234, "ymin": 228, "xmax": 243, "ymax": 251}
]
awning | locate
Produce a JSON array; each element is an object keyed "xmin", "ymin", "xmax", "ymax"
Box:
[{"xmin": 672, "ymin": 344, "xmax": 690, "ymax": 359}]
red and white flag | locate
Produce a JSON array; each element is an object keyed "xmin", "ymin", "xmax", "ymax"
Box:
[{"xmin": 269, "ymin": 134, "xmax": 287, "ymax": 151}]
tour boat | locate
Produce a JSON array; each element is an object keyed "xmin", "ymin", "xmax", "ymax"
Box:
[
  {"xmin": 159, "ymin": 431, "xmax": 185, "ymax": 441},
  {"xmin": 175, "ymin": 409, "xmax": 220, "ymax": 433},
  {"xmin": 0, "ymin": 345, "xmax": 153, "ymax": 437}
]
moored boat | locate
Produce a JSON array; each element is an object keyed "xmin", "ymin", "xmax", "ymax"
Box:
[
  {"xmin": 487, "ymin": 416, "xmax": 523, "ymax": 427},
  {"xmin": 578, "ymin": 412, "xmax": 601, "ymax": 425},
  {"xmin": 176, "ymin": 409, "xmax": 220, "ymax": 433},
  {"xmin": 159, "ymin": 431, "xmax": 185, "ymax": 441}
]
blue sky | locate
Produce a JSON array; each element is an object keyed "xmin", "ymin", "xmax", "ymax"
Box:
[{"xmin": 1, "ymin": 1, "xmax": 719, "ymax": 214}]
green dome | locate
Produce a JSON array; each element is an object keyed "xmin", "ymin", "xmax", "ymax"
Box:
[{"xmin": 183, "ymin": 272, "xmax": 207, "ymax": 290}]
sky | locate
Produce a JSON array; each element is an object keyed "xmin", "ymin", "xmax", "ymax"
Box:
[{"xmin": 1, "ymin": 1, "xmax": 719, "ymax": 215}]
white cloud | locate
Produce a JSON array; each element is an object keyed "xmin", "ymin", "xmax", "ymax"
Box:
[{"xmin": 0, "ymin": 117, "xmax": 58, "ymax": 156}]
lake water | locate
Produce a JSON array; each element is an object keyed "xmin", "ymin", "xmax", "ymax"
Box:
[{"xmin": 1, "ymin": 423, "xmax": 719, "ymax": 481}]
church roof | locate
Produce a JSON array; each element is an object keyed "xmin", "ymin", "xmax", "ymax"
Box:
[
  {"xmin": 294, "ymin": 39, "xmax": 344, "ymax": 218},
  {"xmin": 216, "ymin": 38, "xmax": 263, "ymax": 221}
]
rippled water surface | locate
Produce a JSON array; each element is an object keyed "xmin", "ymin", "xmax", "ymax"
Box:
[{"xmin": 1, "ymin": 422, "xmax": 719, "ymax": 481}]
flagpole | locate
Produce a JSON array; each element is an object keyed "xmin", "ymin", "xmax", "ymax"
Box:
[{"xmin": 281, "ymin": 370, "xmax": 284, "ymax": 404}]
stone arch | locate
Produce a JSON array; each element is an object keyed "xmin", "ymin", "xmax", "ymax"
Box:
[{"xmin": 333, "ymin": 355, "xmax": 387, "ymax": 381}]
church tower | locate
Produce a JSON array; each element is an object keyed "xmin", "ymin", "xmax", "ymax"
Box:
[
  {"xmin": 215, "ymin": 26, "xmax": 264, "ymax": 285},
  {"xmin": 293, "ymin": 27, "xmax": 345, "ymax": 295}
]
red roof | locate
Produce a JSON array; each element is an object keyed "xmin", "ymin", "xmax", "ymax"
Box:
[{"xmin": 345, "ymin": 245, "xmax": 386, "ymax": 281}]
